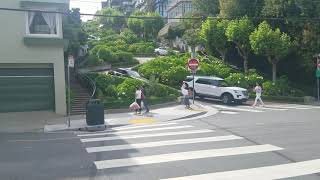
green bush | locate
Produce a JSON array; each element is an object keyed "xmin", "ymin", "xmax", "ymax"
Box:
[
  {"xmin": 116, "ymin": 78, "xmax": 144, "ymax": 99},
  {"xmin": 120, "ymin": 29, "xmax": 139, "ymax": 44},
  {"xmin": 113, "ymin": 51, "xmax": 134, "ymax": 63},
  {"xmin": 97, "ymin": 47, "xmax": 114, "ymax": 63},
  {"xmin": 128, "ymin": 42, "xmax": 155, "ymax": 54},
  {"xmin": 225, "ymin": 73, "xmax": 249, "ymax": 89},
  {"xmin": 161, "ymin": 66, "xmax": 189, "ymax": 88},
  {"xmin": 104, "ymin": 85, "xmax": 117, "ymax": 97},
  {"xmin": 86, "ymin": 54, "xmax": 103, "ymax": 67},
  {"xmin": 262, "ymin": 76, "xmax": 304, "ymax": 97}
]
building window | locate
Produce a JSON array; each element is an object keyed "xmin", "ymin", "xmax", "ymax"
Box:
[{"xmin": 26, "ymin": 12, "xmax": 60, "ymax": 36}]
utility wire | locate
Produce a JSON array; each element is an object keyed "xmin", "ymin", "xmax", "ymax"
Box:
[{"xmin": 1, "ymin": 7, "xmax": 320, "ymax": 22}]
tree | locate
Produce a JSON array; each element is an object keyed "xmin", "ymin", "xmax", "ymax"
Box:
[
  {"xmin": 183, "ymin": 28, "xmax": 202, "ymax": 57},
  {"xmin": 192, "ymin": 0, "xmax": 219, "ymax": 16},
  {"xmin": 145, "ymin": 0, "xmax": 156, "ymax": 12},
  {"xmin": 262, "ymin": 0, "xmax": 300, "ymax": 18},
  {"xmin": 98, "ymin": 8, "xmax": 126, "ymax": 32},
  {"xmin": 143, "ymin": 13, "xmax": 164, "ymax": 40},
  {"xmin": 219, "ymin": 0, "xmax": 255, "ymax": 18},
  {"xmin": 200, "ymin": 19, "xmax": 229, "ymax": 62},
  {"xmin": 127, "ymin": 13, "xmax": 144, "ymax": 37},
  {"xmin": 226, "ymin": 17, "xmax": 254, "ymax": 73},
  {"xmin": 63, "ymin": 8, "xmax": 87, "ymax": 58},
  {"xmin": 250, "ymin": 21, "xmax": 291, "ymax": 82}
]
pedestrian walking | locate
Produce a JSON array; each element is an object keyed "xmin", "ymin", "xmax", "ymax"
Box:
[
  {"xmin": 140, "ymin": 86, "xmax": 150, "ymax": 113},
  {"xmin": 252, "ymin": 83, "xmax": 265, "ymax": 107},
  {"xmin": 135, "ymin": 87, "xmax": 142, "ymax": 114},
  {"xmin": 181, "ymin": 82, "xmax": 190, "ymax": 109}
]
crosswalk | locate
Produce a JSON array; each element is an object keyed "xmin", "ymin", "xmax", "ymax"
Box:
[
  {"xmin": 77, "ymin": 121, "xmax": 320, "ymax": 179},
  {"xmin": 213, "ymin": 103, "xmax": 320, "ymax": 115}
]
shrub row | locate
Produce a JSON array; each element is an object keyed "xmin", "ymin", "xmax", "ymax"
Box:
[
  {"xmin": 137, "ymin": 54, "xmax": 305, "ymax": 97},
  {"xmin": 88, "ymin": 73, "xmax": 180, "ymax": 109}
]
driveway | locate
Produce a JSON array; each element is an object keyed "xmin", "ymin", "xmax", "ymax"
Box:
[{"xmin": 134, "ymin": 57, "xmax": 155, "ymax": 64}]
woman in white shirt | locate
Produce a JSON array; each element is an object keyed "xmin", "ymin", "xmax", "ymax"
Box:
[
  {"xmin": 181, "ymin": 82, "xmax": 190, "ymax": 109},
  {"xmin": 252, "ymin": 83, "xmax": 264, "ymax": 107},
  {"xmin": 135, "ymin": 87, "xmax": 142, "ymax": 114}
]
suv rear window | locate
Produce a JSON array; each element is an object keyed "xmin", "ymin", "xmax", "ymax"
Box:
[{"xmin": 196, "ymin": 78, "xmax": 212, "ymax": 85}]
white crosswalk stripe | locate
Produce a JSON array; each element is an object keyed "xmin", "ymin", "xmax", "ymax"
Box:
[
  {"xmin": 80, "ymin": 129, "xmax": 214, "ymax": 143},
  {"xmin": 78, "ymin": 121, "xmax": 320, "ymax": 179},
  {"xmin": 213, "ymin": 103, "xmax": 320, "ymax": 116},
  {"xmin": 220, "ymin": 111, "xmax": 239, "ymax": 114},
  {"xmin": 112, "ymin": 122, "xmax": 178, "ymax": 131},
  {"xmin": 78, "ymin": 125, "xmax": 193, "ymax": 137},
  {"xmin": 161, "ymin": 159, "xmax": 320, "ymax": 180},
  {"xmin": 86, "ymin": 135, "xmax": 243, "ymax": 153},
  {"xmin": 94, "ymin": 144, "xmax": 282, "ymax": 169},
  {"xmin": 212, "ymin": 105, "xmax": 264, "ymax": 112}
]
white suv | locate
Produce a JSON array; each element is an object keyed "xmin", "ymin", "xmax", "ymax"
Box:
[
  {"xmin": 154, "ymin": 47, "xmax": 168, "ymax": 56},
  {"xmin": 185, "ymin": 76, "xmax": 249, "ymax": 104}
]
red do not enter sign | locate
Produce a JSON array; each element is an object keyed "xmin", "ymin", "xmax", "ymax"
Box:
[{"xmin": 188, "ymin": 58, "xmax": 199, "ymax": 71}]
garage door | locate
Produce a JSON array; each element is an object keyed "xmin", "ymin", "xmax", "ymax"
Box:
[{"xmin": 0, "ymin": 67, "xmax": 55, "ymax": 112}]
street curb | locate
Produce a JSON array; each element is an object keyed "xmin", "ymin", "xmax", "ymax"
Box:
[{"xmin": 44, "ymin": 102, "xmax": 217, "ymax": 132}]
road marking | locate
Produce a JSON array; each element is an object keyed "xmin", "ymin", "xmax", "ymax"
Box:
[
  {"xmin": 253, "ymin": 106, "xmax": 288, "ymax": 111},
  {"xmin": 94, "ymin": 144, "xmax": 282, "ymax": 169},
  {"xmin": 212, "ymin": 105, "xmax": 264, "ymax": 112},
  {"xmin": 78, "ymin": 125, "xmax": 193, "ymax": 137},
  {"xmin": 80, "ymin": 129, "xmax": 214, "ymax": 143},
  {"xmin": 8, "ymin": 137, "xmax": 80, "ymax": 142},
  {"xmin": 86, "ymin": 135, "xmax": 243, "ymax": 153},
  {"xmin": 112, "ymin": 122, "xmax": 178, "ymax": 131},
  {"xmin": 268, "ymin": 104, "xmax": 320, "ymax": 110},
  {"xmin": 161, "ymin": 159, "xmax": 320, "ymax": 180},
  {"xmin": 220, "ymin": 111, "xmax": 239, "ymax": 114},
  {"xmin": 129, "ymin": 118, "xmax": 158, "ymax": 124}
]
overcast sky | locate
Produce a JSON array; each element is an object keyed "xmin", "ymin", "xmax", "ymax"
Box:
[{"xmin": 70, "ymin": 0, "xmax": 103, "ymax": 21}]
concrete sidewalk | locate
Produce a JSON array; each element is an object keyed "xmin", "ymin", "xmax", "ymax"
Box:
[{"xmin": 44, "ymin": 102, "xmax": 212, "ymax": 132}]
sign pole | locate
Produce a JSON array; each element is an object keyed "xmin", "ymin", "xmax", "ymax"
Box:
[
  {"xmin": 67, "ymin": 55, "xmax": 74, "ymax": 128},
  {"xmin": 317, "ymin": 58, "xmax": 320, "ymax": 102},
  {"xmin": 317, "ymin": 77, "xmax": 319, "ymax": 102},
  {"xmin": 187, "ymin": 58, "xmax": 199, "ymax": 105},
  {"xmin": 192, "ymin": 71, "xmax": 195, "ymax": 104},
  {"xmin": 67, "ymin": 64, "xmax": 71, "ymax": 127}
]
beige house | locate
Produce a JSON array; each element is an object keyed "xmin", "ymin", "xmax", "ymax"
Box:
[{"xmin": 0, "ymin": 0, "xmax": 69, "ymax": 115}]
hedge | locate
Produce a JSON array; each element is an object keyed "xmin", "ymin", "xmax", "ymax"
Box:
[{"xmin": 90, "ymin": 73, "xmax": 180, "ymax": 109}]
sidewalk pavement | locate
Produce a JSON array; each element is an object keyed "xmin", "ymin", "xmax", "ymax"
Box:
[{"xmin": 44, "ymin": 102, "xmax": 214, "ymax": 132}]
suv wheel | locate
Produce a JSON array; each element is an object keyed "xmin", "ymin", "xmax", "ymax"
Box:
[{"xmin": 222, "ymin": 94, "xmax": 233, "ymax": 104}]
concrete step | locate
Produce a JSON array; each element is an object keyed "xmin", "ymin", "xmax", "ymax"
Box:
[{"xmin": 73, "ymin": 97, "xmax": 91, "ymax": 100}]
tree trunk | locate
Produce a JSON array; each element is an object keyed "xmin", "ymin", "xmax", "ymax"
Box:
[
  {"xmin": 272, "ymin": 62, "xmax": 277, "ymax": 83},
  {"xmin": 221, "ymin": 54, "xmax": 226, "ymax": 63},
  {"xmin": 243, "ymin": 57, "xmax": 248, "ymax": 74},
  {"xmin": 217, "ymin": 49, "xmax": 226, "ymax": 63},
  {"xmin": 191, "ymin": 46, "xmax": 196, "ymax": 58},
  {"xmin": 236, "ymin": 46, "xmax": 248, "ymax": 73}
]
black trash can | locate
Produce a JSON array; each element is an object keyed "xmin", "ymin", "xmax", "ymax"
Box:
[{"xmin": 86, "ymin": 99, "xmax": 105, "ymax": 126}]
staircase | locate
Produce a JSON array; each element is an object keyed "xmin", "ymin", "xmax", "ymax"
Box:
[{"xmin": 69, "ymin": 69, "xmax": 92, "ymax": 115}]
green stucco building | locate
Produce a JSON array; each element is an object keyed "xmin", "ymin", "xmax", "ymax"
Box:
[{"xmin": 0, "ymin": 0, "xmax": 69, "ymax": 115}]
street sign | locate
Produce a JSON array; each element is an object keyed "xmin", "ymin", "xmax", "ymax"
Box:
[
  {"xmin": 68, "ymin": 55, "xmax": 74, "ymax": 68},
  {"xmin": 188, "ymin": 58, "xmax": 199, "ymax": 71}
]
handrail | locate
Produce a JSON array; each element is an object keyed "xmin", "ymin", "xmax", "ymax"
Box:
[{"xmin": 76, "ymin": 71, "xmax": 97, "ymax": 100}]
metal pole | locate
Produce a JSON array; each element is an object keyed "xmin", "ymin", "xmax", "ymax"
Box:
[
  {"xmin": 192, "ymin": 71, "xmax": 195, "ymax": 104},
  {"xmin": 317, "ymin": 78, "xmax": 320, "ymax": 101},
  {"xmin": 67, "ymin": 66, "xmax": 71, "ymax": 127}
]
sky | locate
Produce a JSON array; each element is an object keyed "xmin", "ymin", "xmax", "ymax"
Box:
[{"xmin": 70, "ymin": 0, "xmax": 103, "ymax": 21}]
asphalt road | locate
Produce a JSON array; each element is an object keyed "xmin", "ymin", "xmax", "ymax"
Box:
[{"xmin": 1, "ymin": 101, "xmax": 320, "ymax": 180}]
